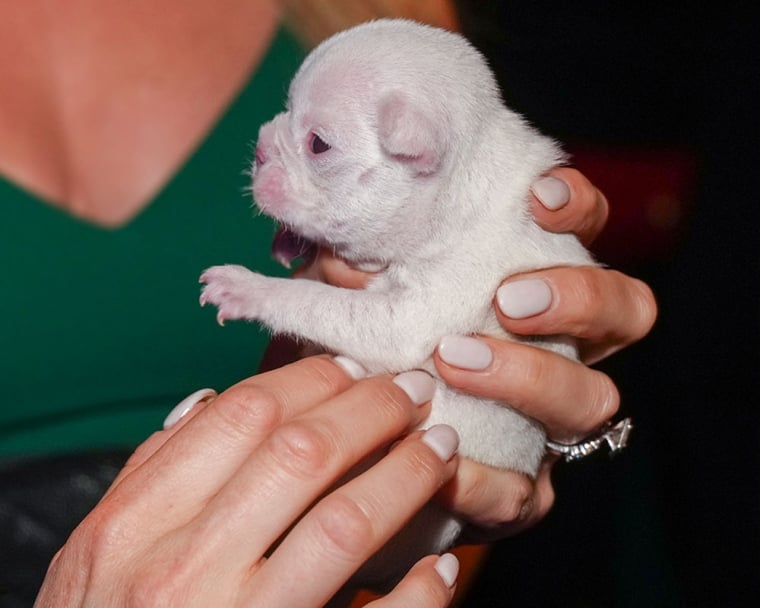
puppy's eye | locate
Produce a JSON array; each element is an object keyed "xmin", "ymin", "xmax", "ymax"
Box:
[{"xmin": 309, "ymin": 133, "xmax": 331, "ymax": 154}]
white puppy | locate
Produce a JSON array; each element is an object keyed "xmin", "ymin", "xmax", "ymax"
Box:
[{"xmin": 201, "ymin": 19, "xmax": 593, "ymax": 586}]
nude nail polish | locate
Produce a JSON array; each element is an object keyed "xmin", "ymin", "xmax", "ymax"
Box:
[
  {"xmin": 434, "ymin": 553, "xmax": 460, "ymax": 588},
  {"xmin": 163, "ymin": 388, "xmax": 217, "ymax": 430},
  {"xmin": 531, "ymin": 176, "xmax": 570, "ymax": 210},
  {"xmin": 393, "ymin": 370, "xmax": 436, "ymax": 405},
  {"xmin": 422, "ymin": 424, "xmax": 459, "ymax": 461},
  {"xmin": 496, "ymin": 279, "xmax": 553, "ymax": 319},
  {"xmin": 438, "ymin": 335, "xmax": 493, "ymax": 370},
  {"xmin": 333, "ymin": 355, "xmax": 367, "ymax": 380}
]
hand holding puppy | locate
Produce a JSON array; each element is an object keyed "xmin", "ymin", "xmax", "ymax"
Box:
[{"xmin": 201, "ymin": 20, "xmax": 655, "ymax": 585}]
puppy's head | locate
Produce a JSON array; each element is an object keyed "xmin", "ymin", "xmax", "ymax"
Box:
[{"xmin": 252, "ymin": 19, "xmax": 500, "ymax": 264}]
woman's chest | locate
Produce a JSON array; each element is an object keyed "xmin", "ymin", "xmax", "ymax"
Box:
[{"xmin": 0, "ymin": 2, "xmax": 278, "ymax": 227}]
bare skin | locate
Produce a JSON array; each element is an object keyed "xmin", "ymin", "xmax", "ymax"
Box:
[
  {"xmin": 35, "ymin": 359, "xmax": 461, "ymax": 607},
  {"xmin": 0, "ymin": 0, "xmax": 280, "ymax": 226}
]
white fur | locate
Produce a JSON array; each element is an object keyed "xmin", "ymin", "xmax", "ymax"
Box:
[{"xmin": 201, "ymin": 19, "xmax": 593, "ymax": 587}]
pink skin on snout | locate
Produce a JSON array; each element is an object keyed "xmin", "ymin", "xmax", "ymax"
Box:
[
  {"xmin": 253, "ymin": 164, "xmax": 287, "ymax": 215},
  {"xmin": 252, "ymin": 123, "xmax": 288, "ymax": 216}
]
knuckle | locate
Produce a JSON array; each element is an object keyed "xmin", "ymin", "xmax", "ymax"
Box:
[
  {"xmin": 124, "ymin": 536, "xmax": 213, "ymax": 606},
  {"xmin": 594, "ymin": 188, "xmax": 610, "ymax": 225},
  {"xmin": 126, "ymin": 572, "xmax": 178, "ymax": 608},
  {"xmin": 74, "ymin": 500, "xmax": 136, "ymax": 563},
  {"xmin": 630, "ymin": 277, "xmax": 658, "ymax": 340},
  {"xmin": 461, "ymin": 466, "xmax": 533, "ymax": 526},
  {"xmin": 210, "ymin": 386, "xmax": 282, "ymax": 440},
  {"xmin": 126, "ymin": 563, "xmax": 195, "ymax": 608},
  {"xmin": 498, "ymin": 477, "xmax": 534, "ymax": 524},
  {"xmin": 573, "ymin": 269, "xmax": 605, "ymax": 321},
  {"xmin": 583, "ymin": 372, "xmax": 620, "ymax": 431},
  {"xmin": 455, "ymin": 463, "xmax": 490, "ymax": 514},
  {"xmin": 532, "ymin": 482, "xmax": 556, "ymax": 523},
  {"xmin": 267, "ymin": 420, "xmax": 335, "ymax": 480},
  {"xmin": 312, "ymin": 493, "xmax": 375, "ymax": 559}
]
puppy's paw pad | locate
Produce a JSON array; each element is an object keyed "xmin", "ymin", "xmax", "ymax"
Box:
[{"xmin": 199, "ymin": 265, "xmax": 266, "ymax": 322}]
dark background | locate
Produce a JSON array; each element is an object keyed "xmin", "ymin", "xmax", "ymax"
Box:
[{"xmin": 454, "ymin": 2, "xmax": 758, "ymax": 606}]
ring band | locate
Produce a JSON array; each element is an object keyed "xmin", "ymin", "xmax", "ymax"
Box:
[{"xmin": 546, "ymin": 417, "xmax": 633, "ymax": 462}]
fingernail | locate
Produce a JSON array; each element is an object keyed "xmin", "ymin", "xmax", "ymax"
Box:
[
  {"xmin": 531, "ymin": 176, "xmax": 570, "ymax": 210},
  {"xmin": 393, "ymin": 370, "xmax": 436, "ymax": 406},
  {"xmin": 434, "ymin": 553, "xmax": 460, "ymax": 588},
  {"xmin": 333, "ymin": 356, "xmax": 367, "ymax": 380},
  {"xmin": 163, "ymin": 388, "xmax": 217, "ymax": 430},
  {"xmin": 422, "ymin": 424, "xmax": 459, "ymax": 461},
  {"xmin": 497, "ymin": 279, "xmax": 553, "ymax": 319},
  {"xmin": 438, "ymin": 335, "xmax": 493, "ymax": 370}
]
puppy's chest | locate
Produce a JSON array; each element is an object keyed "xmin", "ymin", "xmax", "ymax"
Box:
[{"xmin": 367, "ymin": 266, "xmax": 499, "ymax": 332}]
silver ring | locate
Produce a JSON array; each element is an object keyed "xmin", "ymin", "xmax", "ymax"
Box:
[{"xmin": 546, "ymin": 417, "xmax": 633, "ymax": 462}]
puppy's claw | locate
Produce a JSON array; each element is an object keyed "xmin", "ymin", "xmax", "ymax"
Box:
[
  {"xmin": 197, "ymin": 264, "xmax": 265, "ymax": 326},
  {"xmin": 273, "ymin": 253, "xmax": 292, "ymax": 270}
]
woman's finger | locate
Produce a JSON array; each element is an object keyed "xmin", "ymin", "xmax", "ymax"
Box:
[
  {"xmin": 98, "ymin": 356, "xmax": 363, "ymax": 531},
  {"xmin": 295, "ymin": 248, "xmax": 373, "ymax": 289},
  {"xmin": 495, "ymin": 267, "xmax": 658, "ymax": 363},
  {"xmin": 247, "ymin": 425, "xmax": 459, "ymax": 606},
  {"xmin": 529, "ymin": 167, "xmax": 609, "ymax": 245},
  {"xmin": 185, "ymin": 371, "xmax": 436, "ymax": 566},
  {"xmin": 109, "ymin": 349, "xmax": 355, "ymax": 495},
  {"xmin": 435, "ymin": 335, "xmax": 619, "ymax": 442},
  {"xmin": 105, "ymin": 388, "xmax": 219, "ymax": 494},
  {"xmin": 365, "ymin": 554, "xmax": 459, "ymax": 608},
  {"xmin": 458, "ymin": 456, "xmax": 558, "ymax": 544},
  {"xmin": 435, "ymin": 457, "xmax": 534, "ymax": 529}
]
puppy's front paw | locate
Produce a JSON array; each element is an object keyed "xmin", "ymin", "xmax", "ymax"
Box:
[{"xmin": 199, "ymin": 265, "xmax": 268, "ymax": 325}]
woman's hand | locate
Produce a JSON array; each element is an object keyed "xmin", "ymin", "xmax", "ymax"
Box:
[
  {"xmin": 35, "ymin": 358, "xmax": 461, "ymax": 608},
  {"xmin": 433, "ymin": 168, "xmax": 656, "ymax": 540},
  {"xmin": 305, "ymin": 167, "xmax": 657, "ymax": 540}
]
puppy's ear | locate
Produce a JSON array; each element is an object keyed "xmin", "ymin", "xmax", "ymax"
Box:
[{"xmin": 378, "ymin": 92, "xmax": 445, "ymax": 175}]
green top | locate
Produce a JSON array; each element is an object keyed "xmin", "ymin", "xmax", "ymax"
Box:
[{"xmin": 0, "ymin": 28, "xmax": 305, "ymax": 457}]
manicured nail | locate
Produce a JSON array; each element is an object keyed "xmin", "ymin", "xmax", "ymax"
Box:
[
  {"xmin": 422, "ymin": 424, "xmax": 459, "ymax": 461},
  {"xmin": 531, "ymin": 176, "xmax": 570, "ymax": 210},
  {"xmin": 497, "ymin": 279, "xmax": 553, "ymax": 319},
  {"xmin": 438, "ymin": 335, "xmax": 493, "ymax": 370},
  {"xmin": 163, "ymin": 388, "xmax": 217, "ymax": 430},
  {"xmin": 434, "ymin": 553, "xmax": 460, "ymax": 588},
  {"xmin": 393, "ymin": 370, "xmax": 436, "ymax": 406},
  {"xmin": 333, "ymin": 356, "xmax": 367, "ymax": 380}
]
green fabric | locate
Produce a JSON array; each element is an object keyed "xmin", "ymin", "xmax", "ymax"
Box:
[{"xmin": 0, "ymin": 28, "xmax": 305, "ymax": 457}]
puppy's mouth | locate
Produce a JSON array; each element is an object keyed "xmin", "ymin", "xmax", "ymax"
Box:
[
  {"xmin": 271, "ymin": 226, "xmax": 388, "ymax": 273},
  {"xmin": 271, "ymin": 226, "xmax": 318, "ymax": 269}
]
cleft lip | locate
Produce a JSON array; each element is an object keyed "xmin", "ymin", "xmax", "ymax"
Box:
[{"xmin": 271, "ymin": 226, "xmax": 317, "ymax": 269}]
